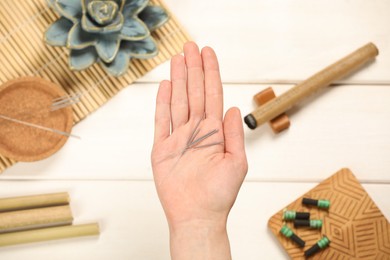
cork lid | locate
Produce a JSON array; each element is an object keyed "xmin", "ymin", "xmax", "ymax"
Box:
[{"xmin": 0, "ymin": 77, "xmax": 74, "ymax": 162}]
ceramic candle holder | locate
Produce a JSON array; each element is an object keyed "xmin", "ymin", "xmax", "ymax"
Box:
[{"xmin": 45, "ymin": 0, "xmax": 169, "ymax": 77}]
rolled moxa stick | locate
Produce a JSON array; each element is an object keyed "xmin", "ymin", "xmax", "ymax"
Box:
[
  {"xmin": 244, "ymin": 43, "xmax": 379, "ymax": 129},
  {"xmin": 0, "ymin": 192, "xmax": 70, "ymax": 212},
  {"xmin": 0, "ymin": 223, "xmax": 100, "ymax": 247},
  {"xmin": 0, "ymin": 205, "xmax": 73, "ymax": 233}
]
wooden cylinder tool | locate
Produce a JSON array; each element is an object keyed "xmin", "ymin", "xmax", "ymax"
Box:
[
  {"xmin": 0, "ymin": 192, "xmax": 70, "ymax": 212},
  {"xmin": 0, "ymin": 223, "xmax": 100, "ymax": 247},
  {"xmin": 0, "ymin": 205, "xmax": 73, "ymax": 233},
  {"xmin": 244, "ymin": 43, "xmax": 379, "ymax": 129}
]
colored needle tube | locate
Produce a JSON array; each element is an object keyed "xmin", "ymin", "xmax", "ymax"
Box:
[
  {"xmin": 279, "ymin": 225, "xmax": 305, "ymax": 248},
  {"xmin": 283, "ymin": 210, "xmax": 310, "ymax": 220},
  {"xmin": 294, "ymin": 219, "xmax": 323, "ymax": 229},
  {"xmin": 302, "ymin": 198, "xmax": 330, "ymax": 209},
  {"xmin": 304, "ymin": 236, "xmax": 331, "ymax": 257}
]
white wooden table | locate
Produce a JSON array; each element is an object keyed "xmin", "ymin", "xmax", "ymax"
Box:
[{"xmin": 1, "ymin": 0, "xmax": 390, "ymax": 259}]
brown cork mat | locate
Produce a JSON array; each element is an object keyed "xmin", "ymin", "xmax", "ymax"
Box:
[
  {"xmin": 0, "ymin": 77, "xmax": 73, "ymax": 162},
  {"xmin": 268, "ymin": 168, "xmax": 390, "ymax": 259},
  {"xmin": 0, "ymin": 0, "xmax": 191, "ymax": 172}
]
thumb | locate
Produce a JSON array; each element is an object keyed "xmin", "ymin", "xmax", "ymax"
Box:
[{"xmin": 223, "ymin": 107, "xmax": 247, "ymax": 164}]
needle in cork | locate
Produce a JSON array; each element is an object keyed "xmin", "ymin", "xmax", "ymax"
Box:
[{"xmin": 0, "ymin": 114, "xmax": 80, "ymax": 139}]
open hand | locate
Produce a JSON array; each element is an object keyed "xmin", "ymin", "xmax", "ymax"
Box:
[{"xmin": 151, "ymin": 42, "xmax": 248, "ymax": 259}]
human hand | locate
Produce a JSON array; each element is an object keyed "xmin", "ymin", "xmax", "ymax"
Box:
[{"xmin": 151, "ymin": 42, "xmax": 248, "ymax": 259}]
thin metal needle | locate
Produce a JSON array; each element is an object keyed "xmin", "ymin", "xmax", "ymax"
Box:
[
  {"xmin": 0, "ymin": 114, "xmax": 80, "ymax": 139},
  {"xmin": 187, "ymin": 129, "xmax": 219, "ymax": 149},
  {"xmin": 190, "ymin": 142, "xmax": 224, "ymax": 150},
  {"xmin": 51, "ymin": 74, "xmax": 110, "ymax": 111},
  {"xmin": 189, "ymin": 128, "xmax": 201, "ymax": 145},
  {"xmin": 157, "ymin": 118, "xmax": 223, "ymax": 169},
  {"xmin": 51, "ymin": 94, "xmax": 81, "ymax": 111},
  {"xmin": 52, "ymin": 93, "xmax": 80, "ymax": 104},
  {"xmin": 51, "ymin": 100, "xmax": 79, "ymax": 111},
  {"xmin": 186, "ymin": 118, "xmax": 203, "ymax": 145}
]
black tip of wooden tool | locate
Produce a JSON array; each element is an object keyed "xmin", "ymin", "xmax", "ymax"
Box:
[{"xmin": 244, "ymin": 114, "xmax": 257, "ymax": 129}]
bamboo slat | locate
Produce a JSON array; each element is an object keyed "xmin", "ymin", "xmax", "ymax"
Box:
[
  {"xmin": 0, "ymin": 205, "xmax": 73, "ymax": 233},
  {"xmin": 0, "ymin": 223, "xmax": 99, "ymax": 247},
  {"xmin": 0, "ymin": 192, "xmax": 70, "ymax": 212}
]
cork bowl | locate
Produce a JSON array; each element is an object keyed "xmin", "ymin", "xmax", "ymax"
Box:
[{"xmin": 0, "ymin": 77, "xmax": 74, "ymax": 162}]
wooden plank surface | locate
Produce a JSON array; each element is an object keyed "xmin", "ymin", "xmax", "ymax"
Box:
[
  {"xmin": 140, "ymin": 0, "xmax": 390, "ymax": 84},
  {"xmin": 1, "ymin": 83, "xmax": 390, "ymax": 182},
  {"xmin": 0, "ymin": 0, "xmax": 390, "ymax": 258}
]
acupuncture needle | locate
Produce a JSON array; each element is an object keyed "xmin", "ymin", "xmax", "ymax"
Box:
[
  {"xmin": 190, "ymin": 142, "xmax": 224, "ymax": 150},
  {"xmin": 51, "ymin": 95, "xmax": 81, "ymax": 111},
  {"xmin": 187, "ymin": 129, "xmax": 219, "ymax": 149},
  {"xmin": 186, "ymin": 118, "xmax": 203, "ymax": 145},
  {"xmin": 0, "ymin": 114, "xmax": 80, "ymax": 139},
  {"xmin": 182, "ymin": 128, "xmax": 218, "ymax": 157},
  {"xmin": 188, "ymin": 128, "xmax": 201, "ymax": 146},
  {"xmin": 179, "ymin": 118, "xmax": 204, "ymax": 157}
]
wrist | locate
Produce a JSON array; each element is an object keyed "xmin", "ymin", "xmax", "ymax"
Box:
[
  {"xmin": 170, "ymin": 218, "xmax": 228, "ymax": 238},
  {"xmin": 169, "ymin": 219, "xmax": 231, "ymax": 260}
]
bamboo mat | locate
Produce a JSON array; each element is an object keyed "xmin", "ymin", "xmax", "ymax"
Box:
[{"xmin": 0, "ymin": 0, "xmax": 191, "ymax": 173}]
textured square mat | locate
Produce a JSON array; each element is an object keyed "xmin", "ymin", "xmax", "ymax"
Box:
[
  {"xmin": 268, "ymin": 168, "xmax": 390, "ymax": 259},
  {"xmin": 0, "ymin": 0, "xmax": 191, "ymax": 173}
]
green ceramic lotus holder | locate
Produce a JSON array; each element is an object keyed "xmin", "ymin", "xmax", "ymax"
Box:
[{"xmin": 45, "ymin": 0, "xmax": 169, "ymax": 77}]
